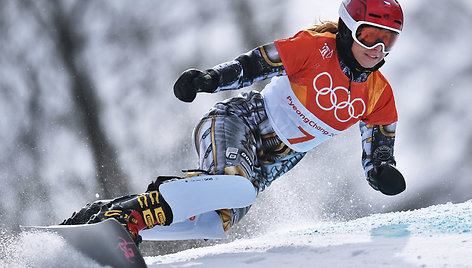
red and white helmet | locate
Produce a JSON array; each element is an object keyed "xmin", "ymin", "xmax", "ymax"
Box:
[{"xmin": 339, "ymin": 0, "xmax": 404, "ymax": 52}]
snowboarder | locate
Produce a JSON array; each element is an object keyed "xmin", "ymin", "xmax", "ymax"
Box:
[{"xmin": 62, "ymin": 0, "xmax": 406, "ymax": 245}]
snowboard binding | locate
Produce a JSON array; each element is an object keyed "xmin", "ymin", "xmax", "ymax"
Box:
[{"xmin": 61, "ymin": 176, "xmax": 176, "ymax": 244}]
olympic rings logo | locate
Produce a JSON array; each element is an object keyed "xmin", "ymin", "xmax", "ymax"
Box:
[{"xmin": 313, "ymin": 72, "xmax": 366, "ymax": 123}]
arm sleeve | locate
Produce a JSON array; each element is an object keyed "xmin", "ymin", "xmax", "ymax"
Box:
[
  {"xmin": 208, "ymin": 43, "xmax": 286, "ymax": 92},
  {"xmin": 360, "ymin": 122, "xmax": 397, "ymax": 177},
  {"xmin": 209, "ymin": 30, "xmax": 318, "ymax": 92}
]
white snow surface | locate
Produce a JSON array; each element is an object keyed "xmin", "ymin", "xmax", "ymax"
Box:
[
  {"xmin": 3, "ymin": 200, "xmax": 472, "ymax": 268},
  {"xmin": 147, "ymin": 200, "xmax": 472, "ymax": 268}
]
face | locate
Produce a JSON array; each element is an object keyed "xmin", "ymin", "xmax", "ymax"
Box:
[{"xmin": 351, "ymin": 41, "xmax": 387, "ymax": 69}]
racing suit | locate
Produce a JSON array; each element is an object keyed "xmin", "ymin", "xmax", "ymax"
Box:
[{"xmin": 194, "ymin": 30, "xmax": 398, "ymax": 229}]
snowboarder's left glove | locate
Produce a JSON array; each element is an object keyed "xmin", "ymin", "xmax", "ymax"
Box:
[
  {"xmin": 173, "ymin": 69, "xmax": 219, "ymax": 102},
  {"xmin": 367, "ymin": 164, "xmax": 406, "ymax": 195}
]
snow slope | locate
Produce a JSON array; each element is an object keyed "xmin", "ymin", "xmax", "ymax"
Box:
[
  {"xmin": 2, "ymin": 200, "xmax": 471, "ymax": 267},
  {"xmin": 147, "ymin": 200, "xmax": 472, "ymax": 268}
]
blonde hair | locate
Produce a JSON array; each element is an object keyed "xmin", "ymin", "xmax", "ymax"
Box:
[{"xmin": 307, "ymin": 20, "xmax": 338, "ymax": 34}]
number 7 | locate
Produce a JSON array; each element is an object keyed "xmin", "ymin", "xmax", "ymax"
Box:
[{"xmin": 287, "ymin": 126, "xmax": 315, "ymax": 145}]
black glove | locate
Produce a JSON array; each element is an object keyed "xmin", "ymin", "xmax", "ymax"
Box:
[
  {"xmin": 173, "ymin": 69, "xmax": 218, "ymax": 102},
  {"xmin": 367, "ymin": 164, "xmax": 406, "ymax": 195}
]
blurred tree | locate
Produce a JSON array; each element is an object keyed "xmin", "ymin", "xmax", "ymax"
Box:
[
  {"xmin": 23, "ymin": 0, "xmax": 130, "ymax": 198},
  {"xmin": 16, "ymin": 65, "xmax": 54, "ymax": 227}
]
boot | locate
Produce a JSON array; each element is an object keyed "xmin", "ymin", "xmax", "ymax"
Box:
[{"xmin": 61, "ymin": 176, "xmax": 176, "ymax": 244}]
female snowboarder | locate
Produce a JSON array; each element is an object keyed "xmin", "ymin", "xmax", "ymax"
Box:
[{"xmin": 63, "ymin": 0, "xmax": 406, "ymax": 244}]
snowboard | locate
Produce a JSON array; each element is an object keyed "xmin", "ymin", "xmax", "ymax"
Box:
[{"xmin": 21, "ymin": 218, "xmax": 147, "ymax": 268}]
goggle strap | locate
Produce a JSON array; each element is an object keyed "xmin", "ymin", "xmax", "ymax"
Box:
[{"xmin": 339, "ymin": 4, "xmax": 358, "ymax": 32}]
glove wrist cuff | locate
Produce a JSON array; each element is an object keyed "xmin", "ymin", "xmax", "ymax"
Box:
[{"xmin": 196, "ymin": 69, "xmax": 219, "ymax": 93}]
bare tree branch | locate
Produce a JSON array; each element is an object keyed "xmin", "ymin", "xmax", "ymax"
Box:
[{"xmin": 25, "ymin": 0, "xmax": 131, "ymax": 198}]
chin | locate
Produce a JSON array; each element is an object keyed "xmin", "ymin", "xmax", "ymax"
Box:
[
  {"xmin": 360, "ymin": 59, "xmax": 382, "ymax": 69},
  {"xmin": 362, "ymin": 63, "xmax": 378, "ymax": 69}
]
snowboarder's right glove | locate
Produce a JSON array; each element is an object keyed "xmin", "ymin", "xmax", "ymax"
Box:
[
  {"xmin": 367, "ymin": 164, "xmax": 406, "ymax": 195},
  {"xmin": 173, "ymin": 69, "xmax": 219, "ymax": 102}
]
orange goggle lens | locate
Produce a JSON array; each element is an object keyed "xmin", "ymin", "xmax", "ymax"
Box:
[{"xmin": 355, "ymin": 24, "xmax": 400, "ymax": 52}]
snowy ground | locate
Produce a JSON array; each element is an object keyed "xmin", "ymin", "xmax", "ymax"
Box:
[
  {"xmin": 2, "ymin": 200, "xmax": 472, "ymax": 268},
  {"xmin": 147, "ymin": 200, "xmax": 472, "ymax": 268}
]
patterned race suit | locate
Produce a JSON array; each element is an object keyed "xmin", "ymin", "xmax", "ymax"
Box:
[{"xmin": 192, "ymin": 31, "xmax": 397, "ymax": 229}]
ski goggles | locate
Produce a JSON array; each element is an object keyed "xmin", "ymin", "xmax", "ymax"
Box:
[
  {"xmin": 351, "ymin": 21, "xmax": 400, "ymax": 53},
  {"xmin": 338, "ymin": 3, "xmax": 401, "ymax": 53}
]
